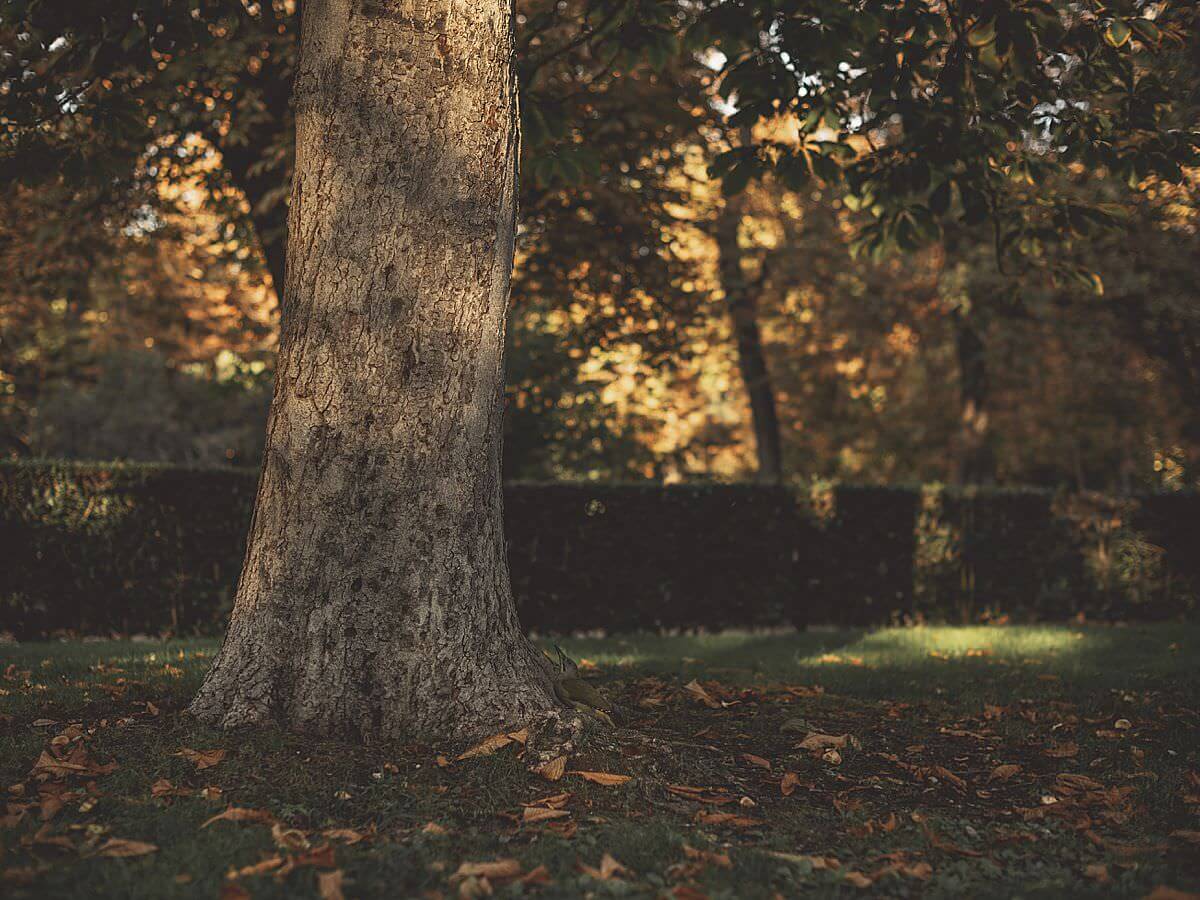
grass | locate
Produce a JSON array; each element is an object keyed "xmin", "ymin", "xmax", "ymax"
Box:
[{"xmin": 2, "ymin": 624, "xmax": 1199, "ymax": 898}]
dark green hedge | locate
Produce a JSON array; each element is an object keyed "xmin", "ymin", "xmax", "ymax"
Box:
[{"xmin": 1, "ymin": 460, "xmax": 1196, "ymax": 637}]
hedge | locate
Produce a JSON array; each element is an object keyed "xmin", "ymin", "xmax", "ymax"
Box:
[{"xmin": 1, "ymin": 460, "xmax": 1196, "ymax": 637}]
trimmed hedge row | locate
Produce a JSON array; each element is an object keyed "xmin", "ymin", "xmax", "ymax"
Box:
[{"xmin": 1, "ymin": 460, "xmax": 1196, "ymax": 637}]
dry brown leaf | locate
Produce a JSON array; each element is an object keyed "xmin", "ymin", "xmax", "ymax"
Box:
[
  {"xmin": 797, "ymin": 732, "xmax": 859, "ymax": 752},
  {"xmin": 683, "ymin": 845, "xmax": 732, "ymax": 869},
  {"xmin": 741, "ymin": 753, "xmax": 771, "ymax": 770},
  {"xmin": 272, "ymin": 823, "xmax": 310, "ymax": 852},
  {"xmin": 175, "ymin": 748, "xmax": 226, "ymax": 770},
  {"xmin": 452, "ymin": 859, "xmax": 523, "ymax": 882},
  {"xmin": 1142, "ymin": 889, "xmax": 1200, "ymax": 900},
  {"xmin": 990, "ymin": 764, "xmax": 1021, "ymax": 782},
  {"xmin": 822, "ymin": 749, "xmax": 843, "ymax": 766},
  {"xmin": 766, "ymin": 852, "xmax": 839, "ymax": 870},
  {"xmin": 456, "ymin": 733, "xmax": 514, "ymax": 761},
  {"xmin": 519, "ymin": 865, "xmax": 552, "ymax": 886},
  {"xmin": 672, "ymin": 886, "xmax": 710, "ymax": 900},
  {"xmin": 780, "ymin": 772, "xmax": 801, "ymax": 797},
  {"xmin": 322, "ymin": 828, "xmax": 370, "ymax": 845},
  {"xmin": 422, "ymin": 822, "xmax": 449, "ymax": 835},
  {"xmin": 902, "ymin": 862, "xmax": 933, "ymax": 880},
  {"xmin": 534, "ymin": 756, "xmax": 567, "ymax": 782},
  {"xmin": 202, "ymin": 807, "xmax": 276, "ymax": 829},
  {"xmin": 1171, "ymin": 830, "xmax": 1200, "ymax": 845},
  {"xmin": 1084, "ymin": 863, "xmax": 1110, "ymax": 883},
  {"xmin": 97, "ymin": 838, "xmax": 158, "ymax": 858},
  {"xmin": 227, "ymin": 856, "xmax": 284, "ymax": 879},
  {"xmin": 1043, "ymin": 742, "xmax": 1079, "ymax": 759},
  {"xmin": 522, "ymin": 806, "xmax": 569, "ymax": 823},
  {"xmin": 220, "ymin": 885, "xmax": 251, "ymax": 900},
  {"xmin": 571, "ymin": 771, "xmax": 631, "ymax": 786},
  {"xmin": 317, "ymin": 869, "xmax": 346, "ymax": 900},
  {"xmin": 580, "ymin": 853, "xmax": 629, "ymax": 881},
  {"xmin": 683, "ymin": 680, "xmax": 721, "ymax": 709},
  {"xmin": 844, "ymin": 871, "xmax": 874, "ymax": 888},
  {"xmin": 694, "ymin": 811, "xmax": 760, "ymax": 828},
  {"xmin": 507, "ymin": 728, "xmax": 530, "ymax": 745}
]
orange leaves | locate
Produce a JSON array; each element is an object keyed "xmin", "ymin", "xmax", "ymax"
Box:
[{"xmin": 175, "ymin": 748, "xmax": 226, "ymax": 770}]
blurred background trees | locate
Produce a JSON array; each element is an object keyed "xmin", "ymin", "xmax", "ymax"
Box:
[{"xmin": 1, "ymin": 0, "xmax": 1197, "ymax": 490}]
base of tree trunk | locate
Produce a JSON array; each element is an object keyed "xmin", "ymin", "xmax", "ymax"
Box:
[{"xmin": 188, "ymin": 622, "xmax": 558, "ymax": 743}]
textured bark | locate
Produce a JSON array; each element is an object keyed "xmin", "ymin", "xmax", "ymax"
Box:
[
  {"xmin": 715, "ymin": 146, "xmax": 784, "ymax": 483},
  {"xmin": 190, "ymin": 0, "xmax": 556, "ymax": 741}
]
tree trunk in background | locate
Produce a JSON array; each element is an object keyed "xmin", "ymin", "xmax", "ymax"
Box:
[
  {"xmin": 952, "ymin": 307, "xmax": 994, "ymax": 484},
  {"xmin": 715, "ymin": 137, "xmax": 784, "ymax": 483},
  {"xmin": 190, "ymin": 0, "xmax": 556, "ymax": 741}
]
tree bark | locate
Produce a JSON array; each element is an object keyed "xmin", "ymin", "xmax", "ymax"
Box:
[
  {"xmin": 190, "ymin": 0, "xmax": 556, "ymax": 741},
  {"xmin": 715, "ymin": 143, "xmax": 784, "ymax": 483}
]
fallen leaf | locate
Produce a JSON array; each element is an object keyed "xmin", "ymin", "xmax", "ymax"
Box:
[
  {"xmin": 534, "ymin": 756, "xmax": 567, "ymax": 781},
  {"xmin": 452, "ymin": 859, "xmax": 522, "ymax": 882},
  {"xmin": 456, "ymin": 733, "xmax": 514, "ymax": 761},
  {"xmin": 822, "ymin": 749, "xmax": 843, "ymax": 765},
  {"xmin": 97, "ymin": 838, "xmax": 158, "ymax": 858},
  {"xmin": 202, "ymin": 807, "xmax": 276, "ymax": 829},
  {"xmin": 175, "ymin": 748, "xmax": 226, "ymax": 770},
  {"xmin": 322, "ymin": 828, "xmax": 370, "ymax": 844},
  {"xmin": 797, "ymin": 732, "xmax": 860, "ymax": 752},
  {"xmin": 1044, "ymin": 742, "xmax": 1079, "ymax": 759},
  {"xmin": 227, "ymin": 856, "xmax": 284, "ymax": 879},
  {"xmin": 1084, "ymin": 863, "xmax": 1110, "ymax": 883},
  {"xmin": 844, "ymin": 871, "xmax": 874, "ymax": 887},
  {"xmin": 684, "ymin": 680, "xmax": 721, "ymax": 709},
  {"xmin": 766, "ymin": 852, "xmax": 839, "ymax": 870},
  {"xmin": 522, "ymin": 806, "xmax": 569, "ymax": 823},
  {"xmin": 990, "ymin": 764, "xmax": 1021, "ymax": 782},
  {"xmin": 571, "ymin": 771, "xmax": 631, "ymax": 786},
  {"xmin": 220, "ymin": 885, "xmax": 251, "ymax": 900},
  {"xmin": 1171, "ymin": 830, "xmax": 1200, "ymax": 845},
  {"xmin": 741, "ymin": 753, "xmax": 771, "ymax": 770},
  {"xmin": 317, "ymin": 869, "xmax": 345, "ymax": 900},
  {"xmin": 422, "ymin": 822, "xmax": 448, "ymax": 835},
  {"xmin": 580, "ymin": 853, "xmax": 629, "ymax": 881},
  {"xmin": 780, "ymin": 772, "xmax": 801, "ymax": 796},
  {"xmin": 694, "ymin": 811, "xmax": 760, "ymax": 828},
  {"xmin": 1142, "ymin": 889, "xmax": 1200, "ymax": 900}
]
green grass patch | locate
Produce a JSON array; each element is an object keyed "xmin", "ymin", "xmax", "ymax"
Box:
[{"xmin": 2, "ymin": 625, "xmax": 1199, "ymax": 897}]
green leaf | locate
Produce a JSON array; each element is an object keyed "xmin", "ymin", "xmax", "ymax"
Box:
[
  {"xmin": 1104, "ymin": 20, "xmax": 1131, "ymax": 49},
  {"xmin": 967, "ymin": 20, "xmax": 996, "ymax": 48}
]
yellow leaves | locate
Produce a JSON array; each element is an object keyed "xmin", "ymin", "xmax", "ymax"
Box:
[
  {"xmin": 990, "ymin": 764, "xmax": 1021, "ymax": 782},
  {"xmin": 96, "ymin": 838, "xmax": 157, "ymax": 858},
  {"xmin": 175, "ymin": 748, "xmax": 226, "ymax": 770},
  {"xmin": 571, "ymin": 771, "xmax": 632, "ymax": 786},
  {"xmin": 580, "ymin": 852, "xmax": 629, "ymax": 881}
]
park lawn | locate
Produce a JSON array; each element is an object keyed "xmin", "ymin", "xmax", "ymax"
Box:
[{"xmin": 1, "ymin": 625, "xmax": 1198, "ymax": 898}]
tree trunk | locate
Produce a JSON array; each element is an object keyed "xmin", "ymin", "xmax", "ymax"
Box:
[
  {"xmin": 715, "ymin": 144, "xmax": 784, "ymax": 483},
  {"xmin": 951, "ymin": 306, "xmax": 994, "ymax": 484},
  {"xmin": 190, "ymin": 0, "xmax": 556, "ymax": 741}
]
